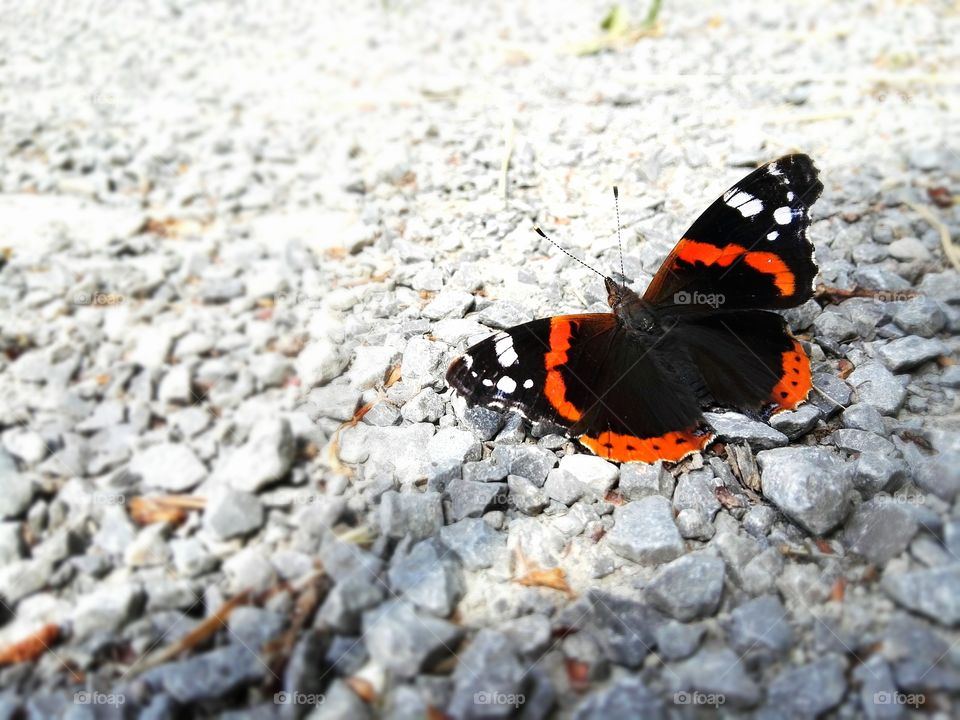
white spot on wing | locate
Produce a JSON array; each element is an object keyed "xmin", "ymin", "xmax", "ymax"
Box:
[
  {"xmin": 462, "ymin": 354, "xmax": 473, "ymax": 368},
  {"xmin": 494, "ymin": 335, "xmax": 518, "ymax": 367},
  {"xmin": 725, "ymin": 190, "xmax": 763, "ymax": 218},
  {"xmin": 767, "ymin": 163, "xmax": 783, "ymax": 177},
  {"xmin": 496, "ymin": 376, "xmax": 517, "ymax": 394},
  {"xmin": 767, "ymin": 231, "xmax": 779, "ymax": 241},
  {"xmin": 482, "ymin": 378, "xmax": 493, "ymax": 387},
  {"xmin": 523, "ymin": 379, "xmax": 534, "ymax": 389},
  {"xmin": 773, "ymin": 206, "xmax": 793, "ymax": 225},
  {"xmin": 787, "ymin": 191, "xmax": 795, "ymax": 201}
]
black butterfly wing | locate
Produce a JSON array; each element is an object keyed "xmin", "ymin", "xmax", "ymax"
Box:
[
  {"xmin": 643, "ymin": 154, "xmax": 822, "ymax": 312},
  {"xmin": 447, "ymin": 314, "xmax": 713, "ymax": 463}
]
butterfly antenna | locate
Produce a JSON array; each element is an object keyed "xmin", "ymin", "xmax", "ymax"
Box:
[
  {"xmin": 613, "ymin": 185, "xmax": 624, "ymax": 283},
  {"xmin": 534, "ymin": 226, "xmax": 609, "ymax": 280}
]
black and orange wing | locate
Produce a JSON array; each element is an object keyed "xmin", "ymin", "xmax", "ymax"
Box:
[
  {"xmin": 672, "ymin": 310, "xmax": 813, "ymax": 417},
  {"xmin": 446, "ymin": 315, "xmax": 713, "ymax": 463},
  {"xmin": 643, "ymin": 154, "xmax": 823, "ymax": 312}
]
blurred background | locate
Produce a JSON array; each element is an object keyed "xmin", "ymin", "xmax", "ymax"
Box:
[{"xmin": 0, "ymin": 1, "xmax": 958, "ymax": 717}]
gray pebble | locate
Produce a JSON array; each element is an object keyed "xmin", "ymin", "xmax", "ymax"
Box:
[
  {"xmin": 144, "ymin": 645, "xmax": 263, "ymax": 704},
  {"xmin": 725, "ymin": 595, "xmax": 792, "ymax": 664},
  {"xmin": 704, "ymin": 411, "xmax": 788, "ymax": 450},
  {"xmin": 618, "ymin": 461, "xmax": 672, "ymax": 500},
  {"xmin": 446, "ymin": 479, "xmax": 506, "ymax": 521},
  {"xmin": 218, "ymin": 417, "xmax": 295, "ymax": 492},
  {"xmin": 543, "ymin": 468, "xmax": 585, "ymax": 506},
  {"xmin": 765, "ymin": 655, "xmax": 848, "ymax": 719},
  {"xmin": 877, "ymin": 336, "xmax": 947, "ymax": 372},
  {"xmin": 491, "ymin": 445, "xmax": 557, "ymax": 485},
  {"xmin": 769, "ymin": 403, "xmax": 821, "ymax": 439},
  {"xmin": 388, "ymin": 538, "xmax": 464, "ymax": 617},
  {"xmin": 669, "ymin": 647, "xmax": 761, "ymax": 709},
  {"xmin": 447, "ymin": 629, "xmax": 527, "ymax": 719},
  {"xmin": 203, "ymin": 487, "xmax": 264, "ymax": 540},
  {"xmin": 557, "ymin": 454, "xmax": 618, "ymax": 498},
  {"xmin": 439, "ymin": 518, "xmax": 506, "ymax": 570},
  {"xmin": 507, "ymin": 474, "xmax": 548, "ymax": 515},
  {"xmin": 362, "ymin": 599, "xmax": 463, "ymax": 678},
  {"xmin": 882, "ymin": 565, "xmax": 960, "ymax": 626},
  {"xmin": 758, "ymin": 446, "xmax": 852, "ymax": 535},
  {"xmin": 128, "ymin": 442, "xmax": 207, "ymax": 492},
  {"xmin": 847, "ymin": 362, "xmax": 906, "ymax": 415},
  {"xmin": 428, "ymin": 427, "xmax": 481, "ymax": 465},
  {"xmin": 893, "ymin": 295, "xmax": 946, "ymax": 337},
  {"xmin": 654, "ymin": 620, "xmax": 705, "ymax": 661},
  {"xmin": 645, "ymin": 553, "xmax": 725, "ymax": 621},
  {"xmin": 380, "ymin": 490, "xmax": 444, "ymax": 540},
  {"xmin": 572, "ymin": 677, "xmax": 663, "ymax": 720},
  {"xmin": 605, "ymin": 495, "xmax": 685, "ymax": 565}
]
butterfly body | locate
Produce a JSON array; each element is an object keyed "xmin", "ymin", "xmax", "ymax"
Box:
[{"xmin": 447, "ymin": 155, "xmax": 824, "ymax": 464}]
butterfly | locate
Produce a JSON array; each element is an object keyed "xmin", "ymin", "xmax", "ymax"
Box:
[{"xmin": 446, "ymin": 155, "xmax": 823, "ymax": 464}]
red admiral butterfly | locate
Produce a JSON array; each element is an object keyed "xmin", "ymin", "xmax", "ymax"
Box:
[{"xmin": 447, "ymin": 155, "xmax": 823, "ymax": 464}]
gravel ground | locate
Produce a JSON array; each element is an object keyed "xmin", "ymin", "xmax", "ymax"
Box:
[{"xmin": 1, "ymin": 0, "xmax": 959, "ymax": 717}]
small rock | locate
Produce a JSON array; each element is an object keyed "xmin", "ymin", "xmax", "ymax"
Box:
[
  {"xmin": 447, "ymin": 630, "xmax": 527, "ymax": 719},
  {"xmin": 654, "ymin": 620, "xmax": 705, "ymax": 661},
  {"xmin": 725, "ymin": 595, "xmax": 792, "ymax": 663},
  {"xmin": 606, "ymin": 495, "xmax": 685, "ymax": 565},
  {"xmin": 439, "ymin": 518, "xmax": 507, "ymax": 570},
  {"xmin": 543, "ymin": 468, "xmax": 585, "ymax": 506},
  {"xmin": 704, "ymin": 411, "xmax": 788, "ymax": 450},
  {"xmin": 296, "ymin": 339, "xmax": 347, "ymax": 387},
  {"xmin": 402, "ymin": 388, "xmax": 445, "ymax": 423},
  {"xmin": 830, "ymin": 428, "xmax": 896, "ymax": 455},
  {"xmin": 573, "ymin": 677, "xmax": 663, "ymax": 719},
  {"xmin": 362, "ymin": 600, "xmax": 463, "ymax": 678},
  {"xmin": 428, "ymin": 427, "xmax": 481, "ymax": 465},
  {"xmin": 491, "ymin": 445, "xmax": 557, "ymax": 485},
  {"xmin": 145, "ymin": 645, "xmax": 263, "ymax": 703},
  {"xmin": 769, "ymin": 404, "xmax": 821, "ymax": 439},
  {"xmin": 348, "ymin": 345, "xmax": 400, "ymax": 390},
  {"xmin": 0, "ymin": 458, "xmax": 34, "ymax": 519},
  {"xmin": 71, "ymin": 583, "xmax": 143, "ymax": 641},
  {"xmin": 893, "ymin": 296, "xmax": 946, "ymax": 337},
  {"xmin": 851, "ymin": 451, "xmax": 909, "ymax": 496},
  {"xmin": 673, "ymin": 469, "xmax": 721, "ymax": 521},
  {"xmin": 203, "ymin": 487, "xmax": 264, "ymax": 540},
  {"xmin": 882, "ymin": 565, "xmax": 960, "ymax": 626},
  {"xmin": 400, "ymin": 337, "xmax": 446, "ymax": 385},
  {"xmin": 218, "ymin": 417, "xmax": 295, "ymax": 492},
  {"xmin": 618, "ymin": 461, "xmax": 671, "ymax": 499},
  {"xmin": 557, "ymin": 455, "xmax": 618, "ymax": 497},
  {"xmin": 380, "ymin": 490, "xmax": 444, "ymax": 541},
  {"xmin": 877, "ymin": 336, "xmax": 947, "ymax": 372},
  {"xmin": 422, "ymin": 290, "xmax": 474, "ymax": 320},
  {"xmin": 669, "ymin": 647, "xmax": 761, "ymax": 709},
  {"xmin": 847, "ymin": 362, "xmax": 906, "ymax": 416},
  {"xmin": 843, "ymin": 496, "xmax": 918, "ymax": 566},
  {"xmin": 446, "ymin": 479, "xmax": 506, "ymax": 521},
  {"xmin": 388, "ymin": 538, "xmax": 464, "ymax": 617},
  {"xmin": 841, "ymin": 403, "xmax": 886, "ymax": 435},
  {"xmin": 157, "ymin": 364, "xmax": 192, "ymax": 404},
  {"xmin": 765, "ymin": 655, "xmax": 848, "ymax": 719},
  {"xmin": 853, "ymin": 657, "xmax": 903, "ymax": 720},
  {"xmin": 645, "ymin": 553, "xmax": 725, "ymax": 621},
  {"xmin": 810, "ymin": 372, "xmax": 852, "ymax": 418},
  {"xmin": 758, "ymin": 447, "xmax": 852, "ymax": 535},
  {"xmin": 507, "ymin": 474, "xmax": 548, "ymax": 515},
  {"xmin": 128, "ymin": 443, "xmax": 207, "ymax": 492},
  {"xmin": 305, "ymin": 383, "xmax": 361, "ymax": 422},
  {"xmin": 814, "ymin": 310, "xmax": 858, "ymax": 342}
]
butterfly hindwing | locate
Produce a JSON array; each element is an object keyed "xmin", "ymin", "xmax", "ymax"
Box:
[
  {"xmin": 672, "ymin": 310, "xmax": 813, "ymax": 417},
  {"xmin": 643, "ymin": 154, "xmax": 823, "ymax": 311}
]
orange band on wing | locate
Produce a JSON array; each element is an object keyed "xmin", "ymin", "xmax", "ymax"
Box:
[
  {"xmin": 769, "ymin": 339, "xmax": 812, "ymax": 412},
  {"xmin": 579, "ymin": 426, "xmax": 713, "ymax": 464},
  {"xmin": 672, "ymin": 239, "xmax": 795, "ymax": 297},
  {"xmin": 544, "ymin": 318, "xmax": 582, "ymax": 422}
]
